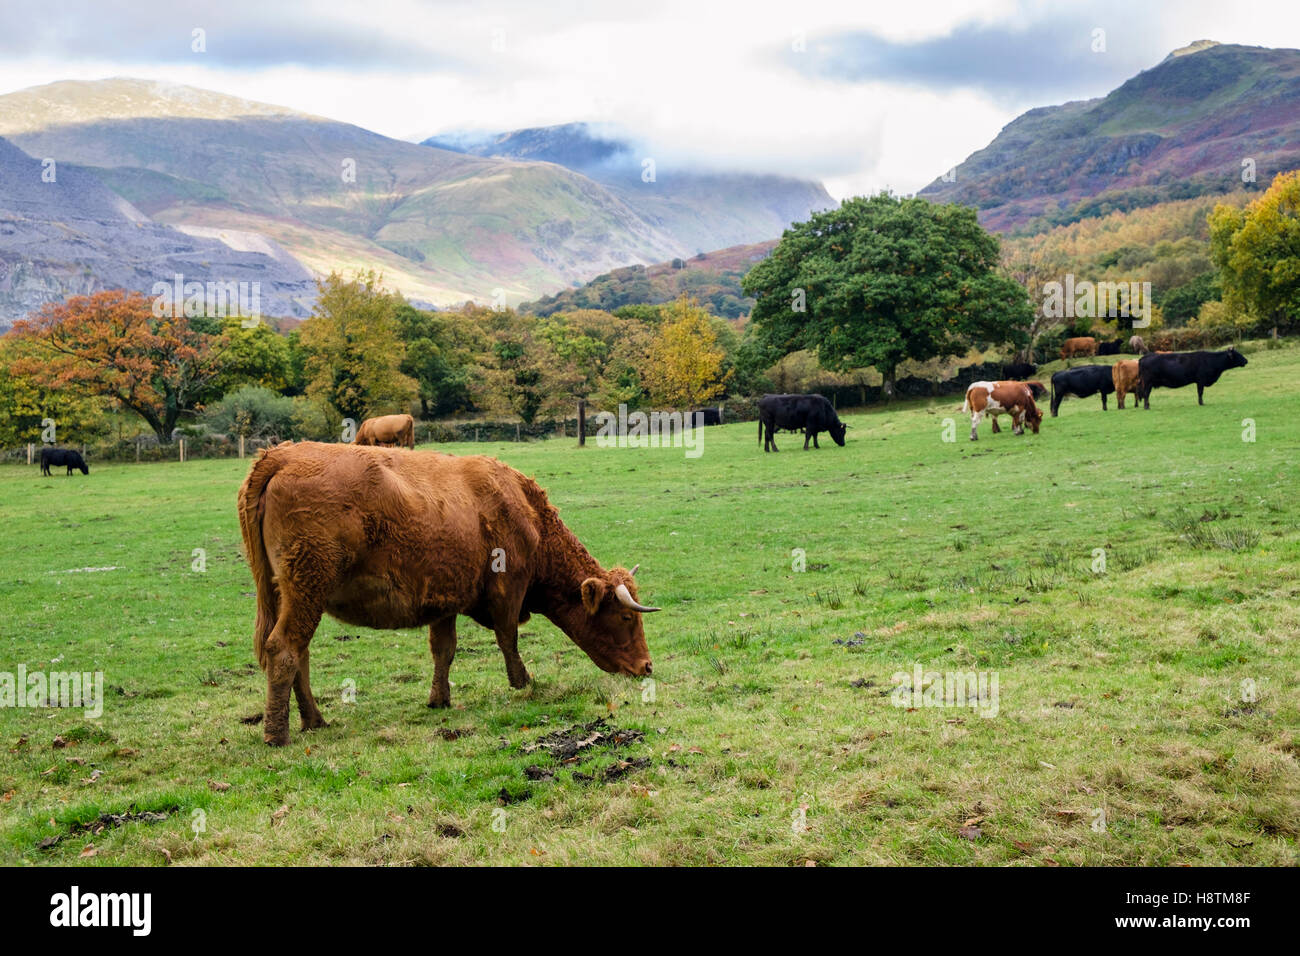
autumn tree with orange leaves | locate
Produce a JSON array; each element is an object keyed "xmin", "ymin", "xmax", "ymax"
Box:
[{"xmin": 9, "ymin": 289, "xmax": 223, "ymax": 442}]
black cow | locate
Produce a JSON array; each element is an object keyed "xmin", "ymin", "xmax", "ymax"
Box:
[
  {"xmin": 1049, "ymin": 365, "xmax": 1115, "ymax": 416},
  {"xmin": 1136, "ymin": 348, "xmax": 1248, "ymax": 409},
  {"xmin": 40, "ymin": 447, "xmax": 89, "ymax": 476},
  {"xmin": 757, "ymin": 394, "xmax": 847, "ymax": 452},
  {"xmin": 692, "ymin": 406, "xmax": 724, "ymax": 426},
  {"xmin": 1003, "ymin": 361, "xmax": 1038, "ymax": 379},
  {"xmin": 1096, "ymin": 337, "xmax": 1125, "ymax": 356}
]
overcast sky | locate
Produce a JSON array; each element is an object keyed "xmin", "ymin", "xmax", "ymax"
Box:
[{"xmin": 3, "ymin": 0, "xmax": 1299, "ymax": 198}]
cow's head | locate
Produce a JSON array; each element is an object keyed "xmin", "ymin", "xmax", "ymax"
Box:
[
  {"xmin": 830, "ymin": 419, "xmax": 848, "ymax": 446},
  {"xmin": 575, "ymin": 565, "xmax": 657, "ymax": 677},
  {"xmin": 78, "ymin": 459, "xmax": 89, "ymax": 475},
  {"xmin": 1024, "ymin": 404, "xmax": 1043, "ymax": 434},
  {"xmin": 1226, "ymin": 348, "xmax": 1248, "ymax": 369}
]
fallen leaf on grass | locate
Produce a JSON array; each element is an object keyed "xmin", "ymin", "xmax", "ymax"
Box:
[
  {"xmin": 957, "ymin": 826, "xmax": 982, "ymax": 841},
  {"xmin": 159, "ymin": 848, "xmax": 173, "ymax": 865},
  {"xmin": 1, "ymin": 789, "xmax": 14, "ymax": 802},
  {"xmin": 79, "ymin": 844, "xmax": 98, "ymax": 858},
  {"xmin": 271, "ymin": 805, "xmax": 289, "ymax": 826},
  {"xmin": 52, "ymin": 736, "xmax": 69, "ymax": 749},
  {"xmin": 207, "ymin": 780, "xmax": 231, "ymax": 792}
]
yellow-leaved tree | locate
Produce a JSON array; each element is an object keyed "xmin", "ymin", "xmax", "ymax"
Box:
[
  {"xmin": 1209, "ymin": 170, "xmax": 1300, "ymax": 326},
  {"xmin": 644, "ymin": 296, "xmax": 732, "ymax": 408},
  {"xmin": 298, "ymin": 271, "xmax": 417, "ymax": 424}
]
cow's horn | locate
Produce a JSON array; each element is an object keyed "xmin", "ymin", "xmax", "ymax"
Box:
[
  {"xmin": 630, "ymin": 564, "xmax": 640, "ymax": 576},
  {"xmin": 615, "ymin": 583, "xmax": 659, "ymax": 613}
]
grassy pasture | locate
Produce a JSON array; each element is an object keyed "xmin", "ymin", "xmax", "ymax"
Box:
[{"xmin": 1, "ymin": 342, "xmax": 1298, "ymax": 866}]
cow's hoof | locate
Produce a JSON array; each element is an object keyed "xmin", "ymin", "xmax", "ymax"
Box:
[
  {"xmin": 508, "ymin": 671, "xmax": 532, "ymax": 690},
  {"xmin": 264, "ymin": 732, "xmax": 290, "ymax": 747},
  {"xmin": 427, "ymin": 695, "xmax": 450, "ymax": 709},
  {"xmin": 300, "ymin": 716, "xmax": 328, "ymax": 731}
]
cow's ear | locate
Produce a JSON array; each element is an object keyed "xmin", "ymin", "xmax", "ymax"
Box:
[{"xmin": 581, "ymin": 577, "xmax": 607, "ymax": 615}]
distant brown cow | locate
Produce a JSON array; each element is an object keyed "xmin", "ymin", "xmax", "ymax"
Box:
[
  {"xmin": 1060, "ymin": 336, "xmax": 1098, "ymax": 359},
  {"xmin": 237, "ymin": 442, "xmax": 658, "ymax": 746},
  {"xmin": 354, "ymin": 413, "xmax": 414, "ymax": 449},
  {"xmin": 962, "ymin": 380, "xmax": 1043, "ymax": 441},
  {"xmin": 1112, "ymin": 359, "xmax": 1141, "ymax": 409},
  {"xmin": 1128, "ymin": 335, "xmax": 1148, "ymax": 355}
]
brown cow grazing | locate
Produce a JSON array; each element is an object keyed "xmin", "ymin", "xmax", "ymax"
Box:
[
  {"xmin": 962, "ymin": 381, "xmax": 1043, "ymax": 441},
  {"xmin": 1112, "ymin": 359, "xmax": 1141, "ymax": 409},
  {"xmin": 1060, "ymin": 336, "xmax": 1098, "ymax": 360},
  {"xmin": 237, "ymin": 442, "xmax": 658, "ymax": 746},
  {"xmin": 354, "ymin": 413, "xmax": 415, "ymax": 449}
]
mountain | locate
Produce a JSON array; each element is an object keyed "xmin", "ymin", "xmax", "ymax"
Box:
[
  {"xmin": 0, "ymin": 135, "xmax": 315, "ymax": 324},
  {"xmin": 920, "ymin": 42, "xmax": 1300, "ymax": 233},
  {"xmin": 523, "ymin": 240, "xmax": 776, "ymax": 318},
  {"xmin": 424, "ymin": 122, "xmax": 834, "ymax": 255},
  {"xmin": 0, "ymin": 79, "xmax": 689, "ymax": 308}
]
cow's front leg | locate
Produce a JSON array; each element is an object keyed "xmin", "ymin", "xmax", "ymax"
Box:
[
  {"xmin": 990, "ymin": 414, "xmax": 1001, "ymax": 434},
  {"xmin": 1197, "ymin": 383, "xmax": 1205, "ymax": 405},
  {"xmin": 494, "ymin": 622, "xmax": 530, "ymax": 689},
  {"xmin": 427, "ymin": 616, "xmax": 457, "ymax": 708},
  {"xmin": 293, "ymin": 644, "xmax": 327, "ymax": 731},
  {"xmin": 813, "ymin": 433, "xmax": 820, "ymax": 448},
  {"xmin": 803, "ymin": 430, "xmax": 811, "ymax": 449}
]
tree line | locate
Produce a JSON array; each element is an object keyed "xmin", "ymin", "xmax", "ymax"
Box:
[{"xmin": 2, "ymin": 181, "xmax": 1294, "ymax": 448}]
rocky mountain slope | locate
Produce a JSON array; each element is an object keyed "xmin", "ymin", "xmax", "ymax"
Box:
[
  {"xmin": 919, "ymin": 42, "xmax": 1300, "ymax": 233},
  {"xmin": 0, "ymin": 135, "xmax": 315, "ymax": 325}
]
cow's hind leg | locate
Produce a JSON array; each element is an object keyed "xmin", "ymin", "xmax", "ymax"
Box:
[
  {"xmin": 427, "ymin": 616, "xmax": 457, "ymax": 708},
  {"xmin": 970, "ymin": 411, "xmax": 982, "ymax": 441},
  {"xmin": 990, "ymin": 414, "xmax": 1001, "ymax": 434},
  {"xmin": 293, "ymin": 645, "xmax": 327, "ymax": 731},
  {"xmin": 262, "ymin": 597, "xmax": 323, "ymax": 746}
]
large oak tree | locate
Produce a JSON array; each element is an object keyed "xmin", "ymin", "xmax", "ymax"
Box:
[{"xmin": 742, "ymin": 193, "xmax": 1034, "ymax": 396}]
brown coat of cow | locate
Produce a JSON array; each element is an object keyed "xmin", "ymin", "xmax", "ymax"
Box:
[
  {"xmin": 1112, "ymin": 359, "xmax": 1141, "ymax": 409},
  {"xmin": 354, "ymin": 413, "xmax": 415, "ymax": 449},
  {"xmin": 237, "ymin": 441, "xmax": 658, "ymax": 746},
  {"xmin": 1060, "ymin": 336, "xmax": 1098, "ymax": 359},
  {"xmin": 963, "ymin": 380, "xmax": 1043, "ymax": 441}
]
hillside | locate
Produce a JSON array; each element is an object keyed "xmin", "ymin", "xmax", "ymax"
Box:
[
  {"xmin": 0, "ymin": 135, "xmax": 315, "ymax": 324},
  {"xmin": 523, "ymin": 240, "xmax": 776, "ymax": 317},
  {"xmin": 0, "ymin": 79, "xmax": 688, "ymax": 307},
  {"xmin": 920, "ymin": 42, "xmax": 1300, "ymax": 233},
  {"xmin": 424, "ymin": 122, "xmax": 834, "ymax": 255}
]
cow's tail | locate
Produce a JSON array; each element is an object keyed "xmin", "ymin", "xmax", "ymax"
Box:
[
  {"xmin": 961, "ymin": 393, "xmax": 971, "ymax": 414},
  {"xmin": 238, "ymin": 444, "xmax": 286, "ymax": 671},
  {"xmin": 758, "ymin": 418, "xmax": 763, "ymax": 448}
]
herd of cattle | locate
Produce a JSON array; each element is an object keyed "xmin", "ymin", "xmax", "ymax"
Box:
[{"xmin": 962, "ymin": 338, "xmax": 1248, "ymax": 441}]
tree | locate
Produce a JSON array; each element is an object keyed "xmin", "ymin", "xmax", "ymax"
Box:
[
  {"xmin": 394, "ymin": 304, "xmax": 475, "ymax": 417},
  {"xmin": 9, "ymin": 289, "xmax": 222, "ymax": 442},
  {"xmin": 1210, "ymin": 171, "xmax": 1300, "ymax": 325},
  {"xmin": 467, "ymin": 306, "xmax": 569, "ymax": 424},
  {"xmin": 743, "ymin": 193, "xmax": 1034, "ymax": 396},
  {"xmin": 0, "ymin": 333, "xmax": 110, "ymax": 445},
  {"xmin": 298, "ymin": 271, "xmax": 417, "ymax": 422},
  {"xmin": 210, "ymin": 317, "xmax": 294, "ymax": 394},
  {"xmin": 643, "ymin": 296, "xmax": 731, "ymax": 407}
]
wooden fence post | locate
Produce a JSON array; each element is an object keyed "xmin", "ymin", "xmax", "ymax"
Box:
[
  {"xmin": 136, "ymin": 438, "xmax": 141, "ymax": 462},
  {"xmin": 578, "ymin": 399, "xmax": 586, "ymax": 447},
  {"xmin": 179, "ymin": 438, "xmax": 186, "ymax": 463},
  {"xmin": 239, "ymin": 435, "xmax": 246, "ymax": 459},
  {"xmin": 27, "ymin": 443, "xmax": 33, "ymax": 466}
]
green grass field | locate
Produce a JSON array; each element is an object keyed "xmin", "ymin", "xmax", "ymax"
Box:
[{"xmin": 2, "ymin": 343, "xmax": 1298, "ymax": 866}]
